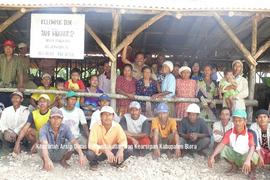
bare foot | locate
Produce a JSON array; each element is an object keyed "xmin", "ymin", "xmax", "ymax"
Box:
[
  {"xmin": 60, "ymin": 159, "xmax": 71, "ymax": 169},
  {"xmin": 225, "ymin": 164, "xmax": 238, "ymax": 176}
]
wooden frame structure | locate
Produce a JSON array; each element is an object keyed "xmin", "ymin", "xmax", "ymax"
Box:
[{"xmin": 1, "ymin": 2, "xmax": 270, "ymax": 121}]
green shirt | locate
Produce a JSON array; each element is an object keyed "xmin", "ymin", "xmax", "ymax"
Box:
[{"xmin": 0, "ymin": 54, "xmax": 22, "ymax": 87}]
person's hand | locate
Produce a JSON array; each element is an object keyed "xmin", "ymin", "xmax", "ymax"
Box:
[
  {"xmin": 43, "ymin": 159, "xmax": 54, "ymax": 171},
  {"xmin": 190, "ymin": 133, "xmax": 198, "ymax": 141},
  {"xmin": 208, "ymin": 156, "xmax": 215, "ymax": 168},
  {"xmin": 131, "ymin": 138, "xmax": 139, "ymax": 146},
  {"xmin": 115, "ymin": 150, "xmax": 124, "ymax": 164},
  {"xmin": 13, "ymin": 142, "xmax": 21, "ymax": 155},
  {"xmin": 242, "ymin": 160, "xmax": 251, "ymax": 175},
  {"xmin": 105, "ymin": 150, "xmax": 115, "ymax": 163},
  {"xmin": 30, "ymin": 142, "xmax": 37, "ymax": 154},
  {"xmin": 153, "ymin": 149, "xmax": 160, "ymax": 159},
  {"xmin": 213, "ymin": 130, "xmax": 223, "ymax": 136},
  {"xmin": 151, "ymin": 94, "xmax": 161, "ymax": 99},
  {"xmin": 126, "ymin": 93, "xmax": 135, "ymax": 100},
  {"xmin": 78, "ymin": 154, "xmax": 87, "ymax": 166},
  {"xmin": 175, "ymin": 148, "xmax": 181, "ymax": 158}
]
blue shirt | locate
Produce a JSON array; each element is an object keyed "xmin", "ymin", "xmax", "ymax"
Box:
[
  {"xmin": 39, "ymin": 122, "xmax": 75, "ymax": 146},
  {"xmin": 161, "ymin": 73, "xmax": 176, "ymax": 98}
]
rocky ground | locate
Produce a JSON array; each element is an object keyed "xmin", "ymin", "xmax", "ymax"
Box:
[{"xmin": 0, "ymin": 152, "xmax": 269, "ymax": 180}]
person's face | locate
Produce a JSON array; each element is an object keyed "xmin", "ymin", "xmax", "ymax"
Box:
[
  {"xmin": 233, "ymin": 117, "xmax": 246, "ymax": 133},
  {"xmin": 157, "ymin": 55, "xmax": 165, "ymax": 65},
  {"xmin": 151, "ymin": 64, "xmax": 158, "ymax": 73},
  {"xmin": 225, "ymin": 72, "xmax": 234, "ymax": 82},
  {"xmin": 173, "ymin": 66, "xmax": 180, "ymax": 77},
  {"xmin": 11, "ymin": 95, "xmax": 22, "ymax": 107},
  {"xmin": 101, "ymin": 112, "xmax": 114, "ymax": 126},
  {"xmin": 256, "ymin": 114, "xmax": 269, "ymax": 129},
  {"xmin": 50, "ymin": 116, "xmax": 63, "ymax": 129},
  {"xmin": 188, "ymin": 113, "xmax": 198, "ymax": 124},
  {"xmin": 99, "ymin": 100, "xmax": 110, "ymax": 107},
  {"xmin": 56, "ymin": 82, "xmax": 65, "ymax": 90},
  {"xmin": 123, "ymin": 66, "xmax": 132, "ymax": 77},
  {"xmin": 162, "ymin": 65, "xmax": 170, "ymax": 74},
  {"xmin": 158, "ymin": 112, "xmax": 169, "ymax": 121},
  {"xmin": 143, "ymin": 68, "xmax": 152, "ymax": 80},
  {"xmin": 233, "ymin": 62, "xmax": 242, "ymax": 76},
  {"xmin": 135, "ymin": 54, "xmax": 145, "ymax": 66},
  {"xmin": 4, "ymin": 46, "xmax": 13, "ymax": 56},
  {"xmin": 181, "ymin": 70, "xmax": 191, "ymax": 80},
  {"xmin": 104, "ymin": 63, "xmax": 110, "ymax": 73},
  {"xmin": 130, "ymin": 107, "xmax": 141, "ymax": 120},
  {"xmin": 42, "ymin": 77, "xmax": 51, "ymax": 87},
  {"xmin": 90, "ymin": 76, "xmax": 99, "ymax": 87},
  {"xmin": 204, "ymin": 66, "xmax": 212, "ymax": 77},
  {"xmin": 38, "ymin": 98, "xmax": 49, "ymax": 110},
  {"xmin": 71, "ymin": 72, "xmax": 80, "ymax": 82},
  {"xmin": 220, "ymin": 109, "xmax": 231, "ymax": 125},
  {"xmin": 19, "ymin": 47, "xmax": 27, "ymax": 55},
  {"xmin": 67, "ymin": 97, "xmax": 77, "ymax": 108},
  {"xmin": 192, "ymin": 63, "xmax": 200, "ymax": 73}
]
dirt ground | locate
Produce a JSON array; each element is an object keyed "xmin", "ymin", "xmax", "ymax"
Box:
[{"xmin": 0, "ymin": 151, "xmax": 269, "ymax": 180}]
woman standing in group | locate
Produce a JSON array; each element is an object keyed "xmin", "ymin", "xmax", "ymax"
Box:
[
  {"xmin": 175, "ymin": 66, "xmax": 197, "ymax": 118},
  {"xmin": 116, "ymin": 64, "xmax": 136, "ymax": 116},
  {"xmin": 136, "ymin": 66, "xmax": 159, "ymax": 117},
  {"xmin": 191, "ymin": 62, "xmax": 204, "ymax": 81}
]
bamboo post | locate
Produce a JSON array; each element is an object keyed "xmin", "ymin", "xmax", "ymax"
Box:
[
  {"xmin": 213, "ymin": 13, "xmax": 257, "ymax": 66},
  {"xmin": 254, "ymin": 39, "xmax": 270, "ymax": 60},
  {"xmin": 112, "ymin": 12, "xmax": 169, "ymax": 55},
  {"xmin": 85, "ymin": 23, "xmax": 116, "ymax": 62},
  {"xmin": 0, "ymin": 9, "xmax": 32, "ymax": 33},
  {"xmin": 110, "ymin": 11, "xmax": 120, "ymax": 109}
]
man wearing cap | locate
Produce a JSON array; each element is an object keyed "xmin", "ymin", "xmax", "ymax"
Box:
[
  {"xmin": 152, "ymin": 61, "xmax": 176, "ymax": 116},
  {"xmin": 178, "ymin": 103, "xmax": 211, "ymax": 156},
  {"xmin": 0, "ymin": 91, "xmax": 29, "ymax": 147},
  {"xmin": 13, "ymin": 94, "xmax": 51, "ymax": 154},
  {"xmin": 86, "ymin": 106, "xmax": 130, "ymax": 169},
  {"xmin": 60, "ymin": 91, "xmax": 89, "ymax": 149},
  {"xmin": 119, "ymin": 101, "xmax": 151, "ymax": 156},
  {"xmin": 250, "ymin": 109, "xmax": 270, "ymax": 167},
  {"xmin": 38, "ymin": 107, "xmax": 87, "ymax": 171},
  {"xmin": 30, "ymin": 73, "xmax": 57, "ymax": 109},
  {"xmin": 0, "ymin": 40, "xmax": 24, "ymax": 107},
  {"xmin": 90, "ymin": 94, "xmax": 120, "ymax": 130},
  {"xmin": 151, "ymin": 103, "xmax": 181, "ymax": 159},
  {"xmin": 208, "ymin": 110, "xmax": 259, "ymax": 177}
]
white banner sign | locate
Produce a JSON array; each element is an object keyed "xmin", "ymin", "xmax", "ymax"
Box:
[{"xmin": 30, "ymin": 14, "xmax": 85, "ymax": 59}]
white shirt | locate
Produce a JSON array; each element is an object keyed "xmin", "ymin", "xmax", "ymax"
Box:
[
  {"xmin": 60, "ymin": 107, "xmax": 87, "ymax": 138},
  {"xmin": 98, "ymin": 73, "xmax": 111, "ymax": 93},
  {"xmin": 213, "ymin": 120, "xmax": 234, "ymax": 143},
  {"xmin": 90, "ymin": 109, "xmax": 120, "ymax": 130},
  {"xmin": 124, "ymin": 114, "xmax": 147, "ymax": 134},
  {"xmin": 0, "ymin": 105, "xmax": 29, "ymax": 134}
]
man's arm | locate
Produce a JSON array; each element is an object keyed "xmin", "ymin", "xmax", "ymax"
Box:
[
  {"xmin": 13, "ymin": 122, "xmax": 31, "ymax": 154},
  {"xmin": 82, "ymin": 124, "xmax": 89, "ymax": 138},
  {"xmin": 208, "ymin": 142, "xmax": 226, "ymax": 168}
]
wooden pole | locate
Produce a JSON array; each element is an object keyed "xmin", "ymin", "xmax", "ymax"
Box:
[
  {"xmin": 247, "ymin": 15, "xmax": 258, "ymax": 122},
  {"xmin": 254, "ymin": 39, "xmax": 270, "ymax": 60},
  {"xmin": 85, "ymin": 23, "xmax": 116, "ymax": 62},
  {"xmin": 213, "ymin": 13, "xmax": 257, "ymax": 66},
  {"xmin": 112, "ymin": 12, "xmax": 169, "ymax": 55},
  {"xmin": 110, "ymin": 11, "xmax": 120, "ymax": 109}
]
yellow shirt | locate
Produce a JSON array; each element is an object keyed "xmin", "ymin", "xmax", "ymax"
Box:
[
  {"xmin": 32, "ymin": 109, "xmax": 51, "ymax": 131},
  {"xmin": 31, "ymin": 86, "xmax": 57, "ymax": 103},
  {"xmin": 88, "ymin": 121, "xmax": 127, "ymax": 155},
  {"xmin": 151, "ymin": 117, "xmax": 177, "ymax": 138}
]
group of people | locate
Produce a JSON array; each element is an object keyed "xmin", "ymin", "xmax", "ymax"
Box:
[{"xmin": 0, "ymin": 40, "xmax": 269, "ymax": 178}]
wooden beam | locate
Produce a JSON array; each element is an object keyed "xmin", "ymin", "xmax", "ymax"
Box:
[
  {"xmin": 213, "ymin": 12, "xmax": 257, "ymax": 66},
  {"xmin": 110, "ymin": 11, "xmax": 120, "ymax": 109},
  {"xmin": 0, "ymin": 9, "xmax": 32, "ymax": 33},
  {"xmin": 85, "ymin": 23, "xmax": 116, "ymax": 62},
  {"xmin": 112, "ymin": 12, "xmax": 169, "ymax": 55},
  {"xmin": 254, "ymin": 39, "xmax": 270, "ymax": 60}
]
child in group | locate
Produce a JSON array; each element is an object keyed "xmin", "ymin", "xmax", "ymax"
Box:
[
  {"xmin": 219, "ymin": 68, "xmax": 239, "ymax": 110},
  {"xmin": 64, "ymin": 68, "xmax": 85, "ymax": 107},
  {"xmin": 54, "ymin": 78, "xmax": 66, "ymax": 108}
]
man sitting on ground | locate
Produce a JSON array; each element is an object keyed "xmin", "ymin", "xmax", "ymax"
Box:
[
  {"xmin": 86, "ymin": 106, "xmax": 131, "ymax": 170},
  {"xmin": 250, "ymin": 109, "xmax": 270, "ymax": 167},
  {"xmin": 151, "ymin": 103, "xmax": 181, "ymax": 159},
  {"xmin": 38, "ymin": 107, "xmax": 87, "ymax": 171},
  {"xmin": 178, "ymin": 103, "xmax": 211, "ymax": 156},
  {"xmin": 60, "ymin": 91, "xmax": 89, "ymax": 149},
  {"xmin": 13, "ymin": 94, "xmax": 51, "ymax": 154},
  {"xmin": 213, "ymin": 108, "xmax": 233, "ymax": 148},
  {"xmin": 208, "ymin": 110, "xmax": 259, "ymax": 178},
  {"xmin": 90, "ymin": 94, "xmax": 120, "ymax": 130},
  {"xmin": 119, "ymin": 101, "xmax": 151, "ymax": 156},
  {"xmin": 0, "ymin": 92, "xmax": 29, "ymax": 148}
]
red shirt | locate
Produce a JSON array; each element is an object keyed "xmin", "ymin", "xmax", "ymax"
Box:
[{"xmin": 64, "ymin": 79, "xmax": 85, "ymax": 90}]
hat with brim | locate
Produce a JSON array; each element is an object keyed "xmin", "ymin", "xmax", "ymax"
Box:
[
  {"xmin": 42, "ymin": 73, "xmax": 51, "ymax": 79},
  {"xmin": 129, "ymin": 101, "xmax": 141, "ymax": 109},
  {"xmin": 38, "ymin": 94, "xmax": 51, "ymax": 102},
  {"xmin": 99, "ymin": 94, "xmax": 111, "ymax": 101},
  {"xmin": 232, "ymin": 110, "xmax": 247, "ymax": 119},
  {"xmin": 65, "ymin": 91, "xmax": 78, "ymax": 99},
  {"xmin": 255, "ymin": 109, "xmax": 269, "ymax": 118},
  {"xmin": 100, "ymin": 106, "xmax": 115, "ymax": 114},
  {"xmin": 179, "ymin": 66, "xmax": 191, "ymax": 75},
  {"xmin": 50, "ymin": 107, "xmax": 63, "ymax": 118},
  {"xmin": 156, "ymin": 103, "xmax": 169, "ymax": 113},
  {"xmin": 10, "ymin": 91, "xmax": 23, "ymax": 98},
  {"xmin": 162, "ymin": 61, "xmax": 174, "ymax": 72},
  {"xmin": 3, "ymin": 40, "xmax": 15, "ymax": 48},
  {"xmin": 18, "ymin": 43, "xmax": 27, "ymax": 49}
]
